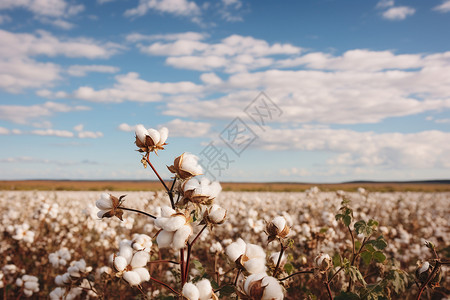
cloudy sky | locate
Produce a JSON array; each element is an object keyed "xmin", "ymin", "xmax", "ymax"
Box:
[{"xmin": 0, "ymin": 0, "xmax": 449, "ymax": 182}]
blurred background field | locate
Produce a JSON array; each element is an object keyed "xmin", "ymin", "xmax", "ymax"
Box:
[{"xmin": 1, "ymin": 180, "xmax": 450, "ymax": 192}]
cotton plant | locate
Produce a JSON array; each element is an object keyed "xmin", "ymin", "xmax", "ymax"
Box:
[{"xmin": 90, "ymin": 125, "xmax": 225, "ymax": 298}]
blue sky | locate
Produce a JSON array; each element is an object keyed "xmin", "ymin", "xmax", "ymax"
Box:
[{"xmin": 0, "ymin": 0, "xmax": 449, "ymax": 182}]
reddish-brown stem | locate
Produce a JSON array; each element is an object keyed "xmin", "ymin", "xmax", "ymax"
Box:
[
  {"xmin": 324, "ymin": 272, "xmax": 334, "ymax": 300},
  {"xmin": 416, "ymin": 261, "xmax": 441, "ymax": 300},
  {"xmin": 119, "ymin": 206, "xmax": 156, "ymax": 219},
  {"xmin": 151, "ymin": 277, "xmax": 180, "ymax": 295},
  {"xmin": 185, "ymin": 225, "xmax": 208, "ymax": 280},
  {"xmin": 234, "ymin": 268, "xmax": 242, "ymax": 286},
  {"xmin": 279, "ymin": 270, "xmax": 314, "ymax": 281},
  {"xmin": 148, "ymin": 260, "xmax": 179, "ymax": 265},
  {"xmin": 328, "ymin": 266, "xmax": 345, "ymax": 283},
  {"xmin": 145, "ymin": 153, "xmax": 169, "ymax": 192},
  {"xmin": 180, "ymin": 248, "xmax": 186, "ymax": 285},
  {"xmin": 273, "ymin": 240, "xmax": 287, "ymax": 278}
]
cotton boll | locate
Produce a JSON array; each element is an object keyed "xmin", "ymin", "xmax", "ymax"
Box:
[
  {"xmin": 261, "ymin": 276, "xmax": 284, "ymax": 300},
  {"xmin": 130, "ymin": 251, "xmax": 149, "ymax": 268},
  {"xmin": 244, "ymin": 273, "xmax": 266, "ymax": 295},
  {"xmin": 272, "ymin": 216, "xmax": 286, "ymax": 232},
  {"xmin": 181, "ymin": 153, "xmax": 203, "ymax": 175},
  {"xmin": 159, "ymin": 127, "xmax": 169, "ymax": 144},
  {"xmin": 173, "ymin": 225, "xmax": 193, "ymax": 250},
  {"xmin": 119, "ymin": 244, "xmax": 133, "ymax": 264},
  {"xmin": 157, "ymin": 230, "xmax": 174, "ymax": 248},
  {"xmin": 113, "ymin": 256, "xmax": 128, "ymax": 272},
  {"xmin": 196, "ymin": 279, "xmax": 213, "ymax": 300},
  {"xmin": 133, "ymin": 267, "xmax": 150, "ymax": 282},
  {"xmin": 123, "ymin": 271, "xmax": 142, "ymax": 286},
  {"xmin": 182, "ymin": 282, "xmax": 200, "ymax": 300},
  {"xmin": 226, "ymin": 238, "xmax": 247, "ymax": 262},
  {"xmin": 159, "ymin": 215, "xmax": 186, "ymax": 232},
  {"xmin": 244, "ymin": 257, "xmax": 267, "ymax": 274},
  {"xmin": 161, "ymin": 206, "xmax": 176, "ymax": 218},
  {"xmin": 147, "ymin": 128, "xmax": 160, "ymax": 145},
  {"xmin": 135, "ymin": 125, "xmax": 148, "ymax": 144}
]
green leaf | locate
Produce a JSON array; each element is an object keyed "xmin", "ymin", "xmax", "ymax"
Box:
[
  {"xmin": 373, "ymin": 251, "xmax": 386, "ymax": 263},
  {"xmin": 284, "ymin": 263, "xmax": 294, "ymax": 275},
  {"xmin": 335, "ymin": 292, "xmax": 360, "ymax": 300},
  {"xmin": 343, "ymin": 215, "xmax": 351, "ymax": 227},
  {"xmin": 354, "ymin": 220, "xmax": 366, "ymax": 235},
  {"xmin": 218, "ymin": 285, "xmax": 235, "ymax": 297},
  {"xmin": 348, "ymin": 266, "xmax": 367, "ymax": 287},
  {"xmin": 367, "ymin": 219, "xmax": 379, "ymax": 227},
  {"xmin": 372, "ymin": 236, "xmax": 388, "ymax": 250},
  {"xmin": 365, "ymin": 243, "xmax": 376, "ymax": 253},
  {"xmin": 360, "ymin": 251, "xmax": 373, "ymax": 265},
  {"xmin": 332, "ymin": 252, "xmax": 343, "ymax": 267}
]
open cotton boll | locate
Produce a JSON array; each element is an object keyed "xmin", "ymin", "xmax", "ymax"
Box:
[
  {"xmin": 123, "ymin": 271, "xmax": 142, "ymax": 286},
  {"xmin": 130, "ymin": 251, "xmax": 149, "ymax": 268},
  {"xmin": 146, "ymin": 128, "xmax": 160, "ymax": 145},
  {"xmin": 132, "ymin": 234, "xmax": 152, "ymax": 252},
  {"xmin": 158, "ymin": 127, "xmax": 169, "ymax": 144},
  {"xmin": 96, "ymin": 193, "xmax": 113, "ymax": 210},
  {"xmin": 183, "ymin": 178, "xmax": 200, "ymax": 192},
  {"xmin": 135, "ymin": 125, "xmax": 148, "ymax": 144},
  {"xmin": 161, "ymin": 206, "xmax": 176, "ymax": 218},
  {"xmin": 156, "ymin": 215, "xmax": 186, "ymax": 232},
  {"xmin": 133, "ymin": 267, "xmax": 150, "ymax": 282},
  {"xmin": 226, "ymin": 238, "xmax": 247, "ymax": 262},
  {"xmin": 157, "ymin": 230, "xmax": 174, "ymax": 248},
  {"xmin": 113, "ymin": 256, "xmax": 128, "ymax": 272},
  {"xmin": 418, "ymin": 261, "xmax": 429, "ymax": 274},
  {"xmin": 272, "ymin": 216, "xmax": 287, "ymax": 232},
  {"xmin": 182, "ymin": 282, "xmax": 200, "ymax": 300},
  {"xmin": 244, "ymin": 257, "xmax": 267, "ymax": 274},
  {"xmin": 208, "ymin": 181, "xmax": 222, "ymax": 198},
  {"xmin": 244, "ymin": 273, "xmax": 266, "ymax": 295},
  {"xmin": 181, "ymin": 153, "xmax": 203, "ymax": 175},
  {"xmin": 245, "ymin": 244, "xmax": 266, "ymax": 259},
  {"xmin": 207, "ymin": 205, "xmax": 227, "ymax": 224},
  {"xmin": 261, "ymin": 276, "xmax": 284, "ymax": 300},
  {"xmin": 119, "ymin": 244, "xmax": 134, "ymax": 264},
  {"xmin": 196, "ymin": 279, "xmax": 213, "ymax": 300},
  {"xmin": 173, "ymin": 224, "xmax": 193, "ymax": 250}
]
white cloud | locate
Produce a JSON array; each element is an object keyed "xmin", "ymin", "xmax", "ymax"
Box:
[
  {"xmin": 31, "ymin": 129, "xmax": 74, "ymax": 137},
  {"xmin": 382, "ymin": 6, "xmax": 415, "ymax": 20},
  {"xmin": 219, "ymin": 0, "xmax": 244, "ymax": 22},
  {"xmin": 51, "ymin": 72, "xmax": 203, "ymax": 103},
  {"xmin": 0, "ymin": 101, "xmax": 90, "ymax": 124},
  {"xmin": 124, "ymin": 0, "xmax": 201, "ymax": 19},
  {"xmin": 0, "ymin": 29, "xmax": 123, "ymax": 92},
  {"xmin": 118, "ymin": 123, "xmax": 136, "ymax": 132},
  {"xmin": 0, "ymin": 127, "xmax": 10, "ymax": 134},
  {"xmin": 0, "ymin": 30, "xmax": 123, "ymax": 59},
  {"xmin": 77, "ymin": 131, "xmax": 103, "ymax": 138},
  {"xmin": 67, "ymin": 65, "xmax": 120, "ymax": 77},
  {"xmin": 435, "ymin": 118, "xmax": 450, "ymax": 124},
  {"xmin": 433, "ymin": 0, "xmax": 450, "ymax": 13},
  {"xmin": 135, "ymin": 34, "xmax": 302, "ymax": 73},
  {"xmin": 376, "ymin": 0, "xmax": 394, "ymax": 9},
  {"xmin": 0, "ymin": 0, "xmax": 84, "ymax": 28},
  {"xmin": 255, "ymin": 127, "xmax": 450, "ymax": 169},
  {"xmin": 163, "ymin": 118, "xmax": 212, "ymax": 137},
  {"xmin": 126, "ymin": 32, "xmax": 207, "ymax": 43},
  {"xmin": 279, "ymin": 167, "xmax": 310, "ymax": 177},
  {"xmin": 0, "ymin": 0, "xmax": 84, "ymax": 18}
]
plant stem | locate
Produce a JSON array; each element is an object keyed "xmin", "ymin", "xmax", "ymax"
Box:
[
  {"xmin": 119, "ymin": 207, "xmax": 156, "ymax": 219},
  {"xmin": 325, "ymin": 272, "xmax": 333, "ymax": 300},
  {"xmin": 328, "ymin": 266, "xmax": 345, "ymax": 283},
  {"xmin": 148, "ymin": 260, "xmax": 180, "ymax": 265},
  {"xmin": 145, "ymin": 153, "xmax": 169, "ymax": 192},
  {"xmin": 168, "ymin": 177, "xmax": 177, "ymax": 209},
  {"xmin": 185, "ymin": 225, "xmax": 208, "ymax": 280},
  {"xmin": 180, "ymin": 248, "xmax": 186, "ymax": 285},
  {"xmin": 416, "ymin": 261, "xmax": 441, "ymax": 300},
  {"xmin": 234, "ymin": 268, "xmax": 242, "ymax": 286},
  {"xmin": 279, "ymin": 270, "xmax": 314, "ymax": 281},
  {"xmin": 273, "ymin": 241, "xmax": 287, "ymax": 278},
  {"xmin": 150, "ymin": 277, "xmax": 180, "ymax": 296}
]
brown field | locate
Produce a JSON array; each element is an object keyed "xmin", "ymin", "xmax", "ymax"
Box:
[{"xmin": 1, "ymin": 180, "xmax": 450, "ymax": 192}]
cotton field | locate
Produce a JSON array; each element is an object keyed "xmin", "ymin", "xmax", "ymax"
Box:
[{"xmin": 0, "ymin": 189, "xmax": 448, "ymax": 299}]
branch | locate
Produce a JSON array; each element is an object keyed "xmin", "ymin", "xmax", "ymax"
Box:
[
  {"xmin": 145, "ymin": 153, "xmax": 169, "ymax": 192},
  {"xmin": 120, "ymin": 207, "xmax": 156, "ymax": 219},
  {"xmin": 279, "ymin": 270, "xmax": 314, "ymax": 281}
]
